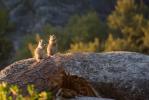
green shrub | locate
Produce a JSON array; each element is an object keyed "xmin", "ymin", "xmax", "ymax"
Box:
[
  {"xmin": 0, "ymin": 9, "xmax": 14, "ymax": 66},
  {"xmin": 0, "ymin": 9, "xmax": 8, "ymax": 33},
  {"xmin": 106, "ymin": 0, "xmax": 149, "ymax": 54},
  {"xmin": 69, "ymin": 38, "xmax": 101, "ymax": 53},
  {"xmin": 0, "ymin": 82, "xmax": 52, "ymax": 100},
  {"xmin": 104, "ymin": 34, "xmax": 125, "ymax": 51},
  {"xmin": 0, "ymin": 34, "xmax": 13, "ymax": 63},
  {"xmin": 66, "ymin": 11, "xmax": 107, "ymax": 42}
]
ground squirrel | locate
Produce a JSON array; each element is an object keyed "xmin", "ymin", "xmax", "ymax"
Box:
[
  {"xmin": 34, "ymin": 40, "xmax": 46, "ymax": 62},
  {"xmin": 47, "ymin": 35, "xmax": 57, "ymax": 56}
]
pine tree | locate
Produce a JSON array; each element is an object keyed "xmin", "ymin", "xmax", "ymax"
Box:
[{"xmin": 106, "ymin": 0, "xmax": 149, "ymax": 54}]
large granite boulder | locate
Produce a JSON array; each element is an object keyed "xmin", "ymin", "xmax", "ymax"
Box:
[
  {"xmin": 0, "ymin": 51, "xmax": 149, "ymax": 100},
  {"xmin": 59, "ymin": 52, "xmax": 149, "ymax": 100},
  {"xmin": 70, "ymin": 97, "xmax": 113, "ymax": 100}
]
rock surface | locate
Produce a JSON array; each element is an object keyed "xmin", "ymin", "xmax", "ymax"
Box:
[
  {"xmin": 0, "ymin": 51, "xmax": 149, "ymax": 100},
  {"xmin": 63, "ymin": 96, "xmax": 114, "ymax": 100}
]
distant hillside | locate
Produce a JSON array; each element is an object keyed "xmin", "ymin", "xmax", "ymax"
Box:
[
  {"xmin": 0, "ymin": 0, "xmax": 116, "ymax": 34},
  {"xmin": 0, "ymin": 0, "xmax": 149, "ymax": 34},
  {"xmin": 88, "ymin": 0, "xmax": 116, "ymax": 20}
]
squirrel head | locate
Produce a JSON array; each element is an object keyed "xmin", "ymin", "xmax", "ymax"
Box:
[
  {"xmin": 38, "ymin": 40, "xmax": 44, "ymax": 48},
  {"xmin": 49, "ymin": 35, "xmax": 56, "ymax": 43}
]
